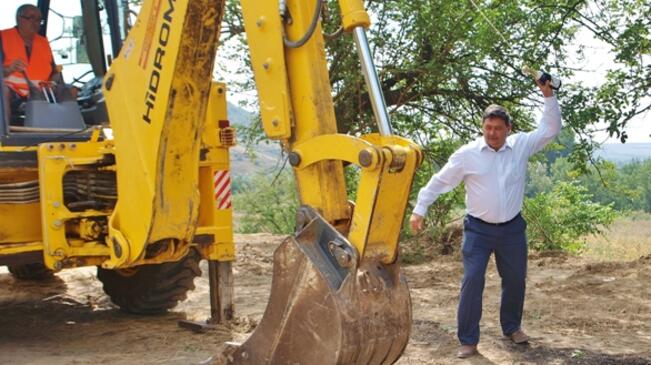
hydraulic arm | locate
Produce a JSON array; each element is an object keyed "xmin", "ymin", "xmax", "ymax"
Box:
[
  {"xmin": 102, "ymin": 0, "xmax": 226, "ymax": 268},
  {"xmin": 35, "ymin": 0, "xmax": 420, "ymax": 362},
  {"xmin": 216, "ymin": 0, "xmax": 422, "ymax": 364}
]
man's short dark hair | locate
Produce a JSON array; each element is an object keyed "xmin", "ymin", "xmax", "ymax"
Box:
[
  {"xmin": 16, "ymin": 4, "xmax": 40, "ymax": 24},
  {"xmin": 482, "ymin": 104, "xmax": 511, "ymax": 126}
]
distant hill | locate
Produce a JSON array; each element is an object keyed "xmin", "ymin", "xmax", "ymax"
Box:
[
  {"xmin": 595, "ymin": 143, "xmax": 651, "ymax": 165},
  {"xmin": 226, "ymin": 103, "xmax": 284, "ymax": 179},
  {"xmin": 227, "ymin": 103, "xmax": 256, "ymax": 127}
]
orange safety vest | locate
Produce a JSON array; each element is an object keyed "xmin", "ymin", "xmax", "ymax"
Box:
[{"xmin": 1, "ymin": 27, "xmax": 53, "ymax": 97}]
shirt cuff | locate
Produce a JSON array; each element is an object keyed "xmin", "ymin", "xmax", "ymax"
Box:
[{"xmin": 413, "ymin": 204, "xmax": 429, "ymax": 217}]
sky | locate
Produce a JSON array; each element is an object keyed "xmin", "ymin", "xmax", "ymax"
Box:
[{"xmin": 2, "ymin": 0, "xmax": 649, "ymax": 144}]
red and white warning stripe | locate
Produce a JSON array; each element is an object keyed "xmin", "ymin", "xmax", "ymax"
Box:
[{"xmin": 213, "ymin": 170, "xmax": 232, "ymax": 209}]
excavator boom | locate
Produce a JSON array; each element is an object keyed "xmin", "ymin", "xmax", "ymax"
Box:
[
  {"xmin": 102, "ymin": 0, "xmax": 226, "ymax": 267},
  {"xmin": 215, "ymin": 0, "xmax": 421, "ymax": 363}
]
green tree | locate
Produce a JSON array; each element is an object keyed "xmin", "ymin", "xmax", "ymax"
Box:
[
  {"xmin": 525, "ymin": 160, "xmax": 554, "ymax": 197},
  {"xmin": 219, "ymin": 0, "xmax": 648, "ymax": 240},
  {"xmin": 613, "ymin": 160, "xmax": 651, "ymax": 212},
  {"xmin": 221, "ymin": 0, "xmax": 649, "ymax": 146},
  {"xmin": 323, "ymin": 1, "xmax": 649, "ymax": 146}
]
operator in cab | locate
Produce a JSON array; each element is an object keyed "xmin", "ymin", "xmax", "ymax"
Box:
[
  {"xmin": 1, "ymin": 4, "xmax": 58, "ymax": 123},
  {"xmin": 410, "ymin": 79, "xmax": 562, "ymax": 358}
]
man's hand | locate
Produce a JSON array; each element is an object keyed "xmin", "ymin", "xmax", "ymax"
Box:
[
  {"xmin": 5, "ymin": 59, "xmax": 27, "ymax": 75},
  {"xmin": 537, "ymin": 79, "xmax": 554, "ymax": 97},
  {"xmin": 409, "ymin": 213, "xmax": 425, "ymax": 234}
]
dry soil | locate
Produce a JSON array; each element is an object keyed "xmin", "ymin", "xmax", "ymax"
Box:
[{"xmin": 1, "ymin": 233, "xmax": 650, "ymax": 365}]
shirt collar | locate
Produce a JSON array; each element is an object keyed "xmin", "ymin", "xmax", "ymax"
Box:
[{"xmin": 479, "ymin": 137, "xmax": 513, "ymax": 152}]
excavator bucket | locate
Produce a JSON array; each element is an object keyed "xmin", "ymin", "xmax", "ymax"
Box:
[{"xmin": 216, "ymin": 207, "xmax": 411, "ymax": 365}]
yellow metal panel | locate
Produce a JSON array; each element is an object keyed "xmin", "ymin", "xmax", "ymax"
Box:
[
  {"xmin": 281, "ymin": 131, "xmax": 420, "ymax": 264},
  {"xmin": 348, "ymin": 135, "xmax": 421, "ymax": 263},
  {"xmin": 347, "ymin": 163, "xmax": 383, "ymax": 257},
  {"xmin": 37, "ymin": 141, "xmax": 114, "ymax": 270},
  {"xmin": 284, "ymin": 0, "xmax": 349, "ymax": 223},
  {"xmin": 0, "ymin": 146, "xmax": 37, "ymax": 152},
  {"xmin": 197, "ymin": 82, "xmax": 234, "ymax": 262},
  {"xmin": 195, "ymin": 226, "xmax": 235, "ymax": 260},
  {"xmin": 283, "ymin": 0, "xmax": 337, "ymax": 142},
  {"xmin": 103, "ymin": 0, "xmax": 225, "ymax": 264},
  {"xmin": 197, "ymin": 167, "xmax": 235, "ymax": 261},
  {"xmin": 241, "ymin": 0, "xmax": 293, "ymax": 139},
  {"xmin": 291, "ymin": 134, "xmax": 381, "ymax": 171},
  {"xmin": 363, "ymin": 147, "xmax": 419, "ymax": 262},
  {"xmin": 66, "ymin": 242, "xmax": 111, "ymax": 257},
  {"xmin": 0, "ymin": 241, "xmax": 43, "ymax": 256},
  {"xmin": 203, "ymin": 82, "xmax": 227, "ymax": 147},
  {"xmin": 0, "ymin": 203, "xmax": 42, "ymax": 243},
  {"xmin": 243, "ymin": 0, "xmax": 351, "ymax": 224}
]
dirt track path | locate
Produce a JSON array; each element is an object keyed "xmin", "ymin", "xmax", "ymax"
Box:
[{"xmin": 1, "ymin": 234, "xmax": 650, "ymax": 365}]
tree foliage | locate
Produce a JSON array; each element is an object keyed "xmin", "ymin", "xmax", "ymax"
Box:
[
  {"xmin": 532, "ymin": 155, "xmax": 651, "ymax": 214},
  {"xmin": 219, "ymin": 0, "xmax": 648, "ymax": 251},
  {"xmin": 222, "ymin": 0, "xmax": 648, "ymax": 156},
  {"xmin": 232, "ymin": 172, "xmax": 299, "ymax": 234},
  {"xmin": 523, "ymin": 181, "xmax": 617, "ymax": 252}
]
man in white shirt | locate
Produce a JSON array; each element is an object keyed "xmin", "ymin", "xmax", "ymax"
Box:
[{"xmin": 410, "ymin": 79, "xmax": 561, "ymax": 358}]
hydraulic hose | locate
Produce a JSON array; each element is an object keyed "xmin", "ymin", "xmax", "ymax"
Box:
[{"xmin": 283, "ymin": 0, "xmax": 323, "ymax": 48}]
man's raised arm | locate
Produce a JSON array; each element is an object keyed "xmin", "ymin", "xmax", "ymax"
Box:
[{"xmin": 524, "ymin": 80, "xmax": 562, "ymax": 155}]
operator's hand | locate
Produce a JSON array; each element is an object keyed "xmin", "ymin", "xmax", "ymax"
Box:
[
  {"xmin": 409, "ymin": 213, "xmax": 424, "ymax": 234},
  {"xmin": 537, "ymin": 78, "xmax": 554, "ymax": 98},
  {"xmin": 6, "ymin": 59, "xmax": 27, "ymax": 75}
]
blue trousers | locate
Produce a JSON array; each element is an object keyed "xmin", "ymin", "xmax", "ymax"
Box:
[{"xmin": 457, "ymin": 214, "xmax": 528, "ymax": 345}]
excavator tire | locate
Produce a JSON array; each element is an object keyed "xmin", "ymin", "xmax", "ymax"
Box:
[
  {"xmin": 8, "ymin": 263, "xmax": 54, "ymax": 281},
  {"xmin": 97, "ymin": 249, "xmax": 202, "ymax": 314}
]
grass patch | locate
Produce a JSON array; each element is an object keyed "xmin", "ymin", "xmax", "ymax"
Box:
[{"xmin": 581, "ymin": 211, "xmax": 651, "ymax": 261}]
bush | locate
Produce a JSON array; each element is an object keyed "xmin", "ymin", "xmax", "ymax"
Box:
[
  {"xmin": 232, "ymin": 171, "xmax": 299, "ymax": 234},
  {"xmin": 523, "ymin": 181, "xmax": 617, "ymax": 252},
  {"xmin": 401, "ymin": 222, "xmax": 463, "ymax": 264}
]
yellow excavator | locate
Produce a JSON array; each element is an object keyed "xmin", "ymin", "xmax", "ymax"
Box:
[{"xmin": 0, "ymin": 0, "xmax": 421, "ymax": 363}]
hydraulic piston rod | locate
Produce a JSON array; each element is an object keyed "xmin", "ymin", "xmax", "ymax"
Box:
[{"xmin": 352, "ymin": 27, "xmax": 393, "ymax": 136}]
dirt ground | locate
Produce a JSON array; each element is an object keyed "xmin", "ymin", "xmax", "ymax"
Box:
[{"xmin": 1, "ymin": 233, "xmax": 650, "ymax": 365}]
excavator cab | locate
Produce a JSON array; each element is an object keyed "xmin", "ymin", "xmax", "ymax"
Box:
[{"xmin": 1, "ymin": 0, "xmax": 124, "ymax": 141}]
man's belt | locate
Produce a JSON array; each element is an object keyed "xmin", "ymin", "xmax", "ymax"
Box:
[{"xmin": 469, "ymin": 212, "xmax": 521, "ymax": 226}]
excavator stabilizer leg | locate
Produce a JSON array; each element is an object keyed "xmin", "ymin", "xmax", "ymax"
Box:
[{"xmin": 215, "ymin": 207, "xmax": 411, "ymax": 365}]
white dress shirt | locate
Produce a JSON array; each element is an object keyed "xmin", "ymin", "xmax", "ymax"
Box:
[{"xmin": 413, "ymin": 96, "xmax": 562, "ymax": 223}]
